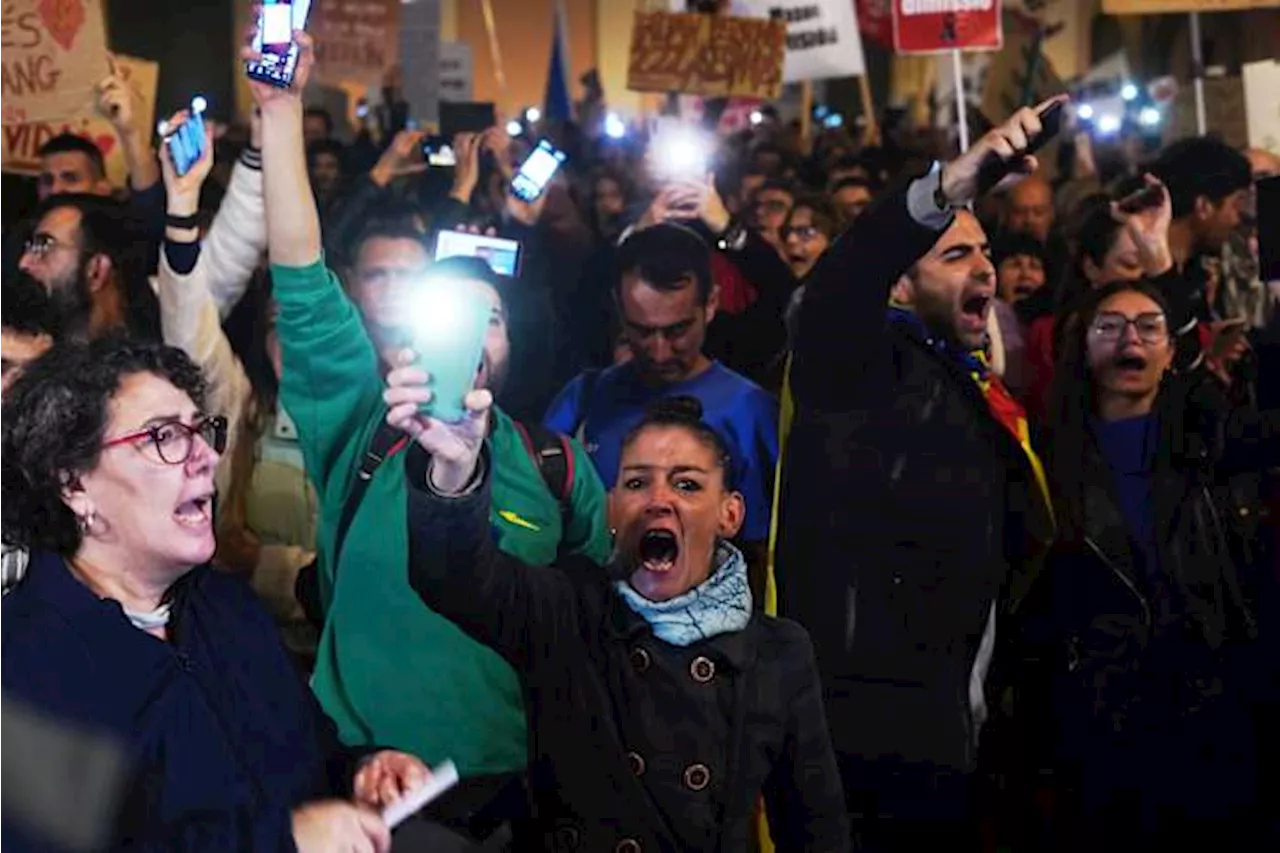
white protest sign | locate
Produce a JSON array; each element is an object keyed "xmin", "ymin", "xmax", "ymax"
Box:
[
  {"xmin": 1242, "ymin": 59, "xmax": 1280, "ymax": 156},
  {"xmin": 438, "ymin": 42, "xmax": 473, "ymax": 103}
]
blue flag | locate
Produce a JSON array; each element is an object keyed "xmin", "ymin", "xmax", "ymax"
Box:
[{"xmin": 543, "ymin": 0, "xmax": 573, "ymax": 122}]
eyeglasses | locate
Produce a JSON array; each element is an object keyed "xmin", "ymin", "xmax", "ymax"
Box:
[
  {"xmin": 1090, "ymin": 311, "xmax": 1168, "ymax": 344},
  {"xmin": 782, "ymin": 225, "xmax": 823, "ymax": 242},
  {"xmin": 23, "ymin": 232, "xmax": 78, "ymax": 260},
  {"xmin": 102, "ymin": 416, "xmax": 228, "ymax": 465}
]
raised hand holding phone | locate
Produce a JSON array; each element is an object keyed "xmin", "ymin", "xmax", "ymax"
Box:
[
  {"xmin": 941, "ymin": 97, "xmax": 1067, "ymax": 206},
  {"xmin": 241, "ymin": 14, "xmax": 315, "ymax": 106},
  {"xmin": 384, "ymin": 349, "xmax": 492, "ymax": 496},
  {"xmin": 1113, "ymin": 174, "xmax": 1173, "ymax": 276},
  {"xmin": 159, "ymin": 108, "xmax": 215, "ymax": 217}
]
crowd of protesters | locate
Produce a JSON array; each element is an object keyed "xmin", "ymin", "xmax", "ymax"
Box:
[{"xmin": 2, "ymin": 20, "xmax": 1278, "ymax": 853}]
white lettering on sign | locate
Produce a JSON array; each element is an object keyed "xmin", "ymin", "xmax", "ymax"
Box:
[{"xmin": 900, "ymin": 0, "xmax": 994, "ymax": 13}]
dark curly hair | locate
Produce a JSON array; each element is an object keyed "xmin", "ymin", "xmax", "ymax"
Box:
[
  {"xmin": 1, "ymin": 337, "xmax": 207, "ymax": 555},
  {"xmin": 620, "ymin": 395, "xmax": 733, "ymax": 488}
]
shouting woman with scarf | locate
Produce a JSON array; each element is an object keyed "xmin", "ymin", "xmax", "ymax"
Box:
[{"xmin": 385, "ymin": 340, "xmax": 848, "ymax": 852}]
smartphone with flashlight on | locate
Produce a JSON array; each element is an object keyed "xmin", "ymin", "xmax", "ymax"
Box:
[
  {"xmin": 408, "ymin": 279, "xmax": 493, "ymax": 424},
  {"xmin": 649, "ymin": 121, "xmax": 711, "ymax": 184},
  {"xmin": 435, "ymin": 230, "xmax": 522, "ymax": 277},
  {"xmin": 510, "ymin": 139, "xmax": 566, "ymax": 203},
  {"xmin": 246, "ymin": 0, "xmax": 312, "ymax": 89},
  {"xmin": 159, "ymin": 96, "xmax": 209, "ymax": 177}
]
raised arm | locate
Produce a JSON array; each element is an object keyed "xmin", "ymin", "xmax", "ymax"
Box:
[
  {"xmin": 384, "ymin": 353, "xmax": 580, "ymax": 671},
  {"xmin": 201, "ymin": 112, "xmax": 268, "ymax": 317},
  {"xmin": 794, "ymin": 102, "xmax": 1062, "ymax": 409},
  {"xmin": 252, "ymin": 32, "xmax": 384, "ymax": 486}
]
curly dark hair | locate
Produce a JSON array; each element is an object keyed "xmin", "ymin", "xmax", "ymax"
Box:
[{"xmin": 1, "ymin": 337, "xmax": 207, "ymax": 555}]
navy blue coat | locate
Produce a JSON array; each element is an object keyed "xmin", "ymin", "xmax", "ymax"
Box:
[{"xmin": 2, "ymin": 551, "xmax": 358, "ymax": 851}]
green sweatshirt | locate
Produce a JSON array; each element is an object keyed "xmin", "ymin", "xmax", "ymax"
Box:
[{"xmin": 273, "ymin": 259, "xmax": 612, "ymax": 775}]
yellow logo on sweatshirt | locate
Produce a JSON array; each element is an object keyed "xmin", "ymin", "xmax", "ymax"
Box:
[{"xmin": 497, "ymin": 509, "xmax": 541, "ymax": 532}]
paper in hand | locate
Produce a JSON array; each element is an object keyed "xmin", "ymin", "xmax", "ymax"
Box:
[{"xmin": 381, "ymin": 760, "xmax": 460, "ymax": 831}]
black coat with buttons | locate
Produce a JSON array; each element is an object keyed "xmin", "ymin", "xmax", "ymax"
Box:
[{"xmin": 405, "ymin": 451, "xmax": 850, "ymax": 853}]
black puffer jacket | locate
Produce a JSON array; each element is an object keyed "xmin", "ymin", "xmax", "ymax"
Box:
[{"xmin": 777, "ymin": 180, "xmax": 1053, "ymax": 775}]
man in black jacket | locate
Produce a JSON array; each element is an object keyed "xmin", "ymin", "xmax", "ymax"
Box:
[{"xmin": 776, "ymin": 103, "xmax": 1059, "ymax": 849}]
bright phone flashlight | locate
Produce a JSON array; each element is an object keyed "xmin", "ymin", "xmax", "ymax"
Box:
[
  {"xmin": 823, "ymin": 113, "xmax": 844, "ymax": 129},
  {"xmin": 1138, "ymin": 106, "xmax": 1161, "ymax": 127},
  {"xmin": 604, "ymin": 112, "xmax": 626, "ymax": 140},
  {"xmin": 408, "ymin": 279, "xmax": 480, "ymax": 347},
  {"xmin": 1076, "ymin": 103, "xmax": 1095, "ymax": 121},
  {"xmin": 749, "ymin": 109, "xmax": 764, "ymax": 126},
  {"xmin": 652, "ymin": 125, "xmax": 710, "ymax": 181},
  {"xmin": 505, "ymin": 119, "xmax": 523, "ymax": 137},
  {"xmin": 1120, "ymin": 83, "xmax": 1139, "ymax": 102},
  {"xmin": 191, "ymin": 95, "xmax": 208, "ymax": 114},
  {"xmin": 1096, "ymin": 114, "xmax": 1122, "ymax": 135},
  {"xmin": 524, "ymin": 106, "xmax": 541, "ymax": 123}
]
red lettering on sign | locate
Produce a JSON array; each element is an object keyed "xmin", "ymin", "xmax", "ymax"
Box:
[
  {"xmin": 1, "ymin": 6, "xmax": 44, "ymax": 48},
  {"xmin": 1, "ymin": 52, "xmax": 62, "ymax": 96}
]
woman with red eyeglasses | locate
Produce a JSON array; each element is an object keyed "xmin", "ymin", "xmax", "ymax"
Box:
[{"xmin": 1, "ymin": 338, "xmax": 462, "ymax": 853}]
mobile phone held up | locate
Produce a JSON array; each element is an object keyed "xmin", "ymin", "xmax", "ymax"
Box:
[
  {"xmin": 246, "ymin": 0, "xmax": 312, "ymax": 89},
  {"xmin": 422, "ymin": 135, "xmax": 457, "ymax": 168},
  {"xmin": 159, "ymin": 96, "xmax": 209, "ymax": 177},
  {"xmin": 975, "ymin": 99, "xmax": 1067, "ymax": 195},
  {"xmin": 511, "ymin": 140, "xmax": 566, "ymax": 203},
  {"xmin": 435, "ymin": 230, "xmax": 522, "ymax": 277},
  {"xmin": 407, "ymin": 279, "xmax": 493, "ymax": 424}
]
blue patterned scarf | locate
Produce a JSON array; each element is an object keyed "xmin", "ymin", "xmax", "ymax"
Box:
[{"xmin": 614, "ymin": 542, "xmax": 752, "ymax": 647}]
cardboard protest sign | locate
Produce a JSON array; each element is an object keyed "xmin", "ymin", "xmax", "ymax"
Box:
[
  {"xmin": 627, "ymin": 11, "xmax": 786, "ymax": 100},
  {"xmin": 892, "ymin": 0, "xmax": 1003, "ymax": 55},
  {"xmin": 2, "ymin": 0, "xmax": 111, "ymax": 126},
  {"xmin": 736, "ymin": 0, "xmax": 867, "ymax": 81},
  {"xmin": 2, "ymin": 55, "xmax": 158, "ymax": 188},
  {"xmin": 1102, "ymin": 0, "xmax": 1278, "ymax": 14},
  {"xmin": 311, "ymin": 0, "xmax": 400, "ymax": 85}
]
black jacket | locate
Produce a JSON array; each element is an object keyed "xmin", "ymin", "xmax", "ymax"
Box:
[
  {"xmin": 776, "ymin": 180, "xmax": 1052, "ymax": 774},
  {"xmin": 1036, "ymin": 389, "xmax": 1278, "ymax": 809},
  {"xmin": 405, "ymin": 451, "xmax": 850, "ymax": 852}
]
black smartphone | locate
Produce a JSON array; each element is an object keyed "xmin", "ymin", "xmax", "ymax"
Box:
[
  {"xmin": 976, "ymin": 99, "xmax": 1067, "ymax": 195},
  {"xmin": 1116, "ymin": 182, "xmax": 1166, "ymax": 214},
  {"xmin": 1258, "ymin": 175, "xmax": 1279, "ymax": 282},
  {"xmin": 245, "ymin": 0, "xmax": 312, "ymax": 89}
]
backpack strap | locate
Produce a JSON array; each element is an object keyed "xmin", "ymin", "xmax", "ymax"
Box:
[
  {"xmin": 512, "ymin": 420, "xmax": 575, "ymax": 510},
  {"xmin": 296, "ymin": 422, "xmax": 408, "ymax": 628}
]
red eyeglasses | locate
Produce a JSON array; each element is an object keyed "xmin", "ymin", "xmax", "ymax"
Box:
[{"xmin": 101, "ymin": 416, "xmax": 228, "ymax": 465}]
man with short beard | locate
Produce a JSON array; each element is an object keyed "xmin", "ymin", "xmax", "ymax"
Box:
[{"xmin": 17, "ymin": 194, "xmax": 159, "ymax": 342}]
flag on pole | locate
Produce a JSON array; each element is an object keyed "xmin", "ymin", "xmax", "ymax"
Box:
[{"xmin": 543, "ymin": 0, "xmax": 573, "ymax": 122}]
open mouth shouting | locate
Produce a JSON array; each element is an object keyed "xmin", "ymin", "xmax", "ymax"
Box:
[
  {"xmin": 638, "ymin": 528, "xmax": 679, "ymax": 574},
  {"xmin": 958, "ymin": 290, "xmax": 992, "ymax": 337},
  {"xmin": 174, "ymin": 492, "xmax": 214, "ymax": 529}
]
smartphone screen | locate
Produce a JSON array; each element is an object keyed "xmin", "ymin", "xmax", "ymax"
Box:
[
  {"xmin": 511, "ymin": 140, "xmax": 566, "ymax": 202},
  {"xmin": 435, "ymin": 230, "xmax": 522, "ymax": 277},
  {"xmin": 247, "ymin": 0, "xmax": 312, "ymax": 89}
]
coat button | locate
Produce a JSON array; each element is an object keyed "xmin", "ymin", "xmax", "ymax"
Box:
[
  {"xmin": 615, "ymin": 839, "xmax": 641, "ymax": 853},
  {"xmin": 630, "ymin": 646, "xmax": 650, "ymax": 672},
  {"xmin": 683, "ymin": 763, "xmax": 711, "ymax": 791},
  {"xmin": 689, "ymin": 655, "xmax": 715, "ymax": 683},
  {"xmin": 554, "ymin": 825, "xmax": 580, "ymax": 848},
  {"xmin": 627, "ymin": 750, "xmax": 646, "ymax": 776}
]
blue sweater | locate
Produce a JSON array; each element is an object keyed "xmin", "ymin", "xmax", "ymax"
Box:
[{"xmin": 2, "ymin": 552, "xmax": 355, "ymax": 852}]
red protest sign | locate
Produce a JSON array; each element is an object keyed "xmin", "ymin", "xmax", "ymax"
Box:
[{"xmin": 892, "ymin": 0, "xmax": 1002, "ymax": 55}]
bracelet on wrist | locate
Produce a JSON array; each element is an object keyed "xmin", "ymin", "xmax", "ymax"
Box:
[{"xmin": 165, "ymin": 212, "xmax": 201, "ymax": 230}]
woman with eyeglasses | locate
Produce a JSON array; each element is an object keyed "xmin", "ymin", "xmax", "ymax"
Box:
[
  {"xmin": 1030, "ymin": 280, "xmax": 1279, "ymax": 849},
  {"xmin": 0, "ymin": 337, "xmax": 449, "ymax": 853}
]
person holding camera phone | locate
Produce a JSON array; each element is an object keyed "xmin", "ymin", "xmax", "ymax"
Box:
[{"xmin": 251, "ymin": 30, "xmax": 612, "ymax": 844}]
